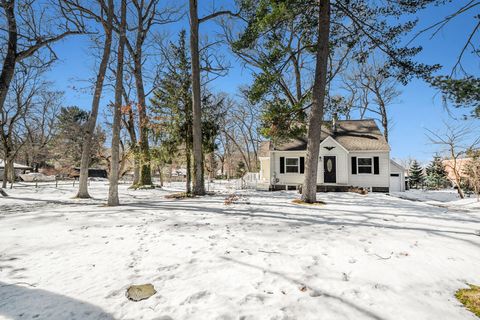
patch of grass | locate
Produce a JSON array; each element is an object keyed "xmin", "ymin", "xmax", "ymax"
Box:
[
  {"xmin": 165, "ymin": 192, "xmax": 194, "ymax": 199},
  {"xmin": 456, "ymin": 284, "xmax": 480, "ymax": 317},
  {"xmin": 292, "ymin": 199, "xmax": 326, "ymax": 206}
]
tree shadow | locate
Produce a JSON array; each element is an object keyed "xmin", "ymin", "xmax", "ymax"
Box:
[
  {"xmin": 221, "ymin": 256, "xmax": 386, "ymax": 320},
  {"xmin": 0, "ymin": 282, "xmax": 116, "ymax": 320}
]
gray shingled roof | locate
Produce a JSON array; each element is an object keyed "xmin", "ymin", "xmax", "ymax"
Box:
[{"xmin": 258, "ymin": 119, "xmax": 390, "ymax": 155}]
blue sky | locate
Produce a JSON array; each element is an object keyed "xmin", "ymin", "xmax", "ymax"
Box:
[{"xmin": 44, "ymin": 1, "xmax": 479, "ymax": 164}]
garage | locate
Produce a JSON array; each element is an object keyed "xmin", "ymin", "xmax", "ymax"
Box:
[{"xmin": 390, "ymin": 160, "xmax": 406, "ymax": 192}]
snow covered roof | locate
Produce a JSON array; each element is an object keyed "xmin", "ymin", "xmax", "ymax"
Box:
[
  {"xmin": 390, "ymin": 160, "xmax": 406, "ymax": 173},
  {"xmin": 0, "ymin": 160, "xmax": 33, "ymax": 170},
  {"xmin": 259, "ymin": 119, "xmax": 390, "ymax": 155}
]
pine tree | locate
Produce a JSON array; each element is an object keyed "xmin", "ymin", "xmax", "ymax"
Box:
[
  {"xmin": 150, "ymin": 31, "xmax": 224, "ymax": 193},
  {"xmin": 150, "ymin": 30, "xmax": 193, "ymax": 193},
  {"xmin": 409, "ymin": 160, "xmax": 424, "ymax": 189},
  {"xmin": 425, "ymin": 156, "xmax": 449, "ymax": 190}
]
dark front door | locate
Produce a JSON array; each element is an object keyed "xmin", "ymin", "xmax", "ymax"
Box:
[{"xmin": 324, "ymin": 156, "xmax": 336, "ymax": 183}]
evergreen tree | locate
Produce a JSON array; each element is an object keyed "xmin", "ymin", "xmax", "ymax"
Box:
[
  {"xmin": 425, "ymin": 156, "xmax": 449, "ymax": 190},
  {"xmin": 409, "ymin": 160, "xmax": 424, "ymax": 189},
  {"xmin": 150, "ymin": 30, "xmax": 193, "ymax": 192},
  {"xmin": 150, "ymin": 31, "xmax": 224, "ymax": 193},
  {"xmin": 52, "ymin": 106, "xmax": 106, "ymax": 169},
  {"xmin": 431, "ymin": 76, "xmax": 480, "ymax": 119}
]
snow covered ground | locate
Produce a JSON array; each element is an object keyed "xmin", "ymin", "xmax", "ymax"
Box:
[
  {"xmin": 391, "ymin": 189, "xmax": 480, "ymax": 212},
  {"xmin": 1, "ymin": 182, "xmax": 480, "ymax": 320}
]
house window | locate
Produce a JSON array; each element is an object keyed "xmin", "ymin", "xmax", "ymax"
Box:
[
  {"xmin": 357, "ymin": 157, "xmax": 373, "ymax": 174},
  {"xmin": 285, "ymin": 158, "xmax": 299, "ymax": 173}
]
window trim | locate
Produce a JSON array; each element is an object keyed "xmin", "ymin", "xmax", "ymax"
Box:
[
  {"xmin": 284, "ymin": 157, "xmax": 300, "ymax": 174},
  {"xmin": 357, "ymin": 157, "xmax": 373, "ymax": 175}
]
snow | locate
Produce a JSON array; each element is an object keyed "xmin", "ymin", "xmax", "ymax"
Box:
[
  {"xmin": 391, "ymin": 189, "xmax": 480, "ymax": 211},
  {"xmin": 1, "ymin": 182, "xmax": 480, "ymax": 320}
]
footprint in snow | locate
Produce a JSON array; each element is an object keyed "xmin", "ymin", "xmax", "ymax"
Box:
[{"xmin": 181, "ymin": 290, "xmax": 210, "ymax": 305}]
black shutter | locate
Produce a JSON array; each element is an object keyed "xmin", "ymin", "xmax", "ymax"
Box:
[
  {"xmin": 300, "ymin": 157, "xmax": 305, "ymax": 174},
  {"xmin": 351, "ymin": 156, "xmax": 357, "ymax": 174},
  {"xmin": 373, "ymin": 156, "xmax": 379, "ymax": 175},
  {"xmin": 280, "ymin": 157, "xmax": 285, "ymax": 174}
]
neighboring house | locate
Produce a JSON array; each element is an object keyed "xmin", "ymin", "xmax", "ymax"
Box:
[
  {"xmin": 258, "ymin": 119, "xmax": 405, "ymax": 192},
  {"xmin": 0, "ymin": 160, "xmax": 33, "ymax": 181},
  {"xmin": 442, "ymin": 158, "xmax": 471, "ymax": 184},
  {"xmin": 70, "ymin": 167, "xmax": 108, "ymax": 179}
]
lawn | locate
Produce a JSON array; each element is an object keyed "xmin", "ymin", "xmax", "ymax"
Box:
[{"xmin": 1, "ymin": 182, "xmax": 479, "ymax": 319}]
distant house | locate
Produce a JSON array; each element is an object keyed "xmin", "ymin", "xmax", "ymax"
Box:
[
  {"xmin": 0, "ymin": 160, "xmax": 33, "ymax": 171},
  {"xmin": 442, "ymin": 158, "xmax": 471, "ymax": 183},
  {"xmin": 0, "ymin": 160, "xmax": 33, "ymax": 180},
  {"xmin": 70, "ymin": 167, "xmax": 108, "ymax": 179},
  {"xmin": 258, "ymin": 119, "xmax": 405, "ymax": 192}
]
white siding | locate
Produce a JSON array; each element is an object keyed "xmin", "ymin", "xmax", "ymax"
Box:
[
  {"xmin": 268, "ymin": 147, "xmax": 391, "ymax": 190},
  {"xmin": 272, "ymin": 151, "xmax": 306, "ymax": 186},
  {"xmin": 259, "ymin": 158, "xmax": 270, "ymax": 182},
  {"xmin": 348, "ymin": 152, "xmax": 390, "ymax": 188},
  {"xmin": 390, "ymin": 160, "xmax": 406, "ymax": 192},
  {"xmin": 319, "ymin": 137, "xmax": 348, "ymax": 184}
]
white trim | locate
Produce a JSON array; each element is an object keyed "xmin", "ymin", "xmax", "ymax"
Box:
[
  {"xmin": 357, "ymin": 156, "xmax": 374, "ymax": 175},
  {"xmin": 284, "ymin": 157, "xmax": 300, "ymax": 174}
]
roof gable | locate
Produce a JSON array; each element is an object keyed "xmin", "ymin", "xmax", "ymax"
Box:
[{"xmin": 320, "ymin": 135, "xmax": 349, "ymax": 153}]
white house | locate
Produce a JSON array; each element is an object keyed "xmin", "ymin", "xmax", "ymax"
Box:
[{"xmin": 258, "ymin": 119, "xmax": 405, "ymax": 192}]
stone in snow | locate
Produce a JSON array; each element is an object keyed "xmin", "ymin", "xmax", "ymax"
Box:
[{"xmin": 126, "ymin": 283, "xmax": 156, "ymax": 301}]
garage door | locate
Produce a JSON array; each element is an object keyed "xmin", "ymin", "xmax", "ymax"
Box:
[{"xmin": 390, "ymin": 173, "xmax": 401, "ymax": 192}]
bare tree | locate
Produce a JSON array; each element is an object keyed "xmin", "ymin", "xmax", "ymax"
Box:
[
  {"xmin": 343, "ymin": 59, "xmax": 401, "ymax": 142},
  {"xmin": 426, "ymin": 122, "xmax": 480, "ymax": 199},
  {"xmin": 219, "ymin": 96, "xmax": 261, "ymax": 173},
  {"xmin": 123, "ymin": 0, "xmax": 179, "ymax": 187},
  {"xmin": 108, "ymin": 0, "xmax": 126, "ymax": 206},
  {"xmin": 0, "ymin": 0, "xmax": 84, "ymax": 195},
  {"xmin": 0, "ymin": 0, "xmax": 83, "ymax": 111},
  {"xmin": 1, "ymin": 64, "xmax": 48, "ymax": 188},
  {"xmin": 188, "ymin": 0, "xmax": 239, "ymax": 195},
  {"xmin": 60, "ymin": 0, "xmax": 115, "ymax": 198},
  {"xmin": 21, "ymin": 90, "xmax": 62, "ymax": 169}
]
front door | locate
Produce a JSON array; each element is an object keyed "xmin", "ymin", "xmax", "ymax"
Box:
[{"xmin": 324, "ymin": 156, "xmax": 336, "ymax": 183}]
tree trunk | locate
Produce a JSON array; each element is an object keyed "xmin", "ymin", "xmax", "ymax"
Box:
[
  {"xmin": 189, "ymin": 0, "xmax": 205, "ymax": 195},
  {"xmin": 124, "ymin": 106, "xmax": 140, "ymax": 185},
  {"xmin": 77, "ymin": 0, "xmax": 114, "ymax": 198},
  {"xmin": 377, "ymin": 96, "xmax": 389, "ymax": 143},
  {"xmin": 209, "ymin": 152, "xmax": 215, "ymax": 182},
  {"xmin": 133, "ymin": 54, "xmax": 152, "ymax": 186},
  {"xmin": 0, "ymin": 0, "xmax": 17, "ymax": 111},
  {"xmin": 7, "ymin": 158, "xmax": 14, "ymax": 187},
  {"xmin": 380, "ymin": 106, "xmax": 388, "ymax": 143},
  {"xmin": 301, "ymin": 0, "xmax": 330, "ymax": 203},
  {"xmin": 108, "ymin": 0, "xmax": 126, "ymax": 206},
  {"xmin": 2, "ymin": 156, "xmax": 8, "ymax": 189},
  {"xmin": 186, "ymin": 148, "xmax": 191, "ymax": 194},
  {"xmin": 451, "ymin": 151, "xmax": 465, "ymax": 199},
  {"xmin": 2, "ymin": 143, "xmax": 13, "ymax": 188}
]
